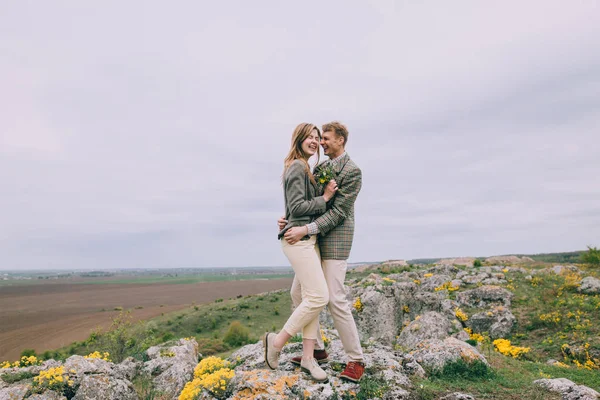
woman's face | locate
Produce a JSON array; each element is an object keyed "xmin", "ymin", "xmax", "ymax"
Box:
[{"xmin": 301, "ymin": 129, "xmax": 320, "ymax": 158}]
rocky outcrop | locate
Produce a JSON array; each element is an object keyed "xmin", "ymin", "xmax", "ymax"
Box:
[
  {"xmin": 0, "ymin": 338, "xmax": 198, "ymax": 400},
  {"xmin": 457, "ymin": 286, "xmax": 513, "ymax": 308},
  {"xmin": 0, "ymin": 384, "xmax": 29, "ymax": 400},
  {"xmin": 411, "ymin": 337, "xmax": 488, "ymax": 373},
  {"xmin": 143, "ymin": 339, "xmax": 198, "ymax": 397},
  {"xmin": 578, "ymin": 276, "xmax": 600, "ymax": 295},
  {"xmin": 466, "ymin": 306, "xmax": 516, "ymax": 339},
  {"xmin": 227, "ymin": 333, "xmax": 412, "ymax": 400},
  {"xmin": 396, "ymin": 312, "xmax": 452, "ymax": 351},
  {"xmin": 72, "ymin": 375, "xmax": 137, "ymax": 400},
  {"xmin": 485, "ymin": 255, "xmax": 534, "ymax": 264},
  {"xmin": 439, "ymin": 393, "xmax": 476, "ymax": 400},
  {"xmin": 534, "ymin": 378, "xmax": 600, "ymax": 399}
]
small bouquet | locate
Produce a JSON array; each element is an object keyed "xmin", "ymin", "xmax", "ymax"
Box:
[
  {"xmin": 315, "ymin": 163, "xmax": 336, "ymax": 185},
  {"xmin": 315, "ymin": 163, "xmax": 344, "ymax": 194}
]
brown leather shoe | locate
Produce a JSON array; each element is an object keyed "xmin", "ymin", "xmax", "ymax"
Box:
[
  {"xmin": 340, "ymin": 361, "xmax": 365, "ymax": 382},
  {"xmin": 291, "ymin": 349, "xmax": 329, "ymax": 366}
]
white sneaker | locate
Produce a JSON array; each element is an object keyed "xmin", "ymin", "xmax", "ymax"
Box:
[
  {"xmin": 300, "ymin": 357, "xmax": 328, "ymax": 383},
  {"xmin": 263, "ymin": 332, "xmax": 281, "ymax": 370}
]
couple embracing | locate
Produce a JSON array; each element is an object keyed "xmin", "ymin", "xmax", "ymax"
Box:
[{"xmin": 263, "ymin": 121, "xmax": 365, "ymax": 384}]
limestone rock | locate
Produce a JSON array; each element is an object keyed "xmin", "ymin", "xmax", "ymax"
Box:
[
  {"xmin": 28, "ymin": 391, "xmax": 67, "ymax": 400},
  {"xmin": 72, "ymin": 375, "xmax": 138, "ymax": 400},
  {"xmin": 143, "ymin": 338, "xmax": 199, "ymax": 399},
  {"xmin": 485, "ymin": 255, "xmax": 533, "ymax": 264},
  {"xmin": 439, "ymin": 393, "xmax": 476, "ymax": 400},
  {"xmin": 462, "ymin": 273, "xmax": 490, "ymax": 285},
  {"xmin": 552, "ymin": 265, "xmax": 580, "ymax": 275},
  {"xmin": 467, "ymin": 306, "xmax": 516, "ymax": 339},
  {"xmin": 421, "ymin": 274, "xmax": 453, "ymax": 292},
  {"xmin": 578, "ymin": 277, "xmax": 600, "ymax": 295},
  {"xmin": 411, "ymin": 337, "xmax": 489, "ymax": 373},
  {"xmin": 397, "ymin": 312, "xmax": 452, "ymax": 351},
  {"xmin": 456, "ymin": 286, "xmax": 513, "ymax": 308},
  {"xmin": 0, "ymin": 384, "xmax": 29, "ymax": 400},
  {"xmin": 436, "ymin": 258, "xmax": 475, "ymax": 267},
  {"xmin": 534, "ymin": 378, "xmax": 600, "ymax": 400}
]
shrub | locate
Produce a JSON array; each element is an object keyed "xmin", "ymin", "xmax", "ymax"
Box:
[
  {"xmin": 223, "ymin": 321, "xmax": 250, "ymax": 347},
  {"xmin": 20, "ymin": 349, "xmax": 36, "ymax": 357},
  {"xmin": 1, "ymin": 371, "xmax": 34, "ymax": 384},
  {"xmin": 473, "ymin": 259, "xmax": 482, "ymax": 267},
  {"xmin": 581, "ymin": 246, "xmax": 600, "ymax": 266},
  {"xmin": 430, "ymin": 358, "xmax": 492, "ymax": 380},
  {"xmin": 356, "ymin": 374, "xmax": 389, "ymax": 399}
]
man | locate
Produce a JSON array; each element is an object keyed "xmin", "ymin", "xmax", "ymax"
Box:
[{"xmin": 280, "ymin": 121, "xmax": 365, "ymax": 382}]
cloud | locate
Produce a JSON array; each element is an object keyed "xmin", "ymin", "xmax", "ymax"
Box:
[{"xmin": 1, "ymin": 1, "xmax": 599, "ymax": 269}]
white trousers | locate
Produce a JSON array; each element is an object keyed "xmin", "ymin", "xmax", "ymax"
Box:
[
  {"xmin": 281, "ymin": 236, "xmax": 329, "ymax": 340},
  {"xmin": 291, "ymin": 258, "xmax": 364, "ymax": 362}
]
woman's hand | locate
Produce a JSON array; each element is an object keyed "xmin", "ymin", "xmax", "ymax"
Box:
[{"xmin": 323, "ymin": 179, "xmax": 338, "ymax": 202}]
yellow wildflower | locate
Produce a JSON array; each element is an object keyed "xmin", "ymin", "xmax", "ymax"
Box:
[{"xmin": 353, "ymin": 297, "xmax": 363, "ymax": 313}]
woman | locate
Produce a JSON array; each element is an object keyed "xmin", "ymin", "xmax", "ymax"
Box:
[{"xmin": 263, "ymin": 123, "xmax": 337, "ymax": 383}]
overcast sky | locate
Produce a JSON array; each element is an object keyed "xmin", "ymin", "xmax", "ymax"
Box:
[{"xmin": 1, "ymin": 1, "xmax": 599, "ymax": 270}]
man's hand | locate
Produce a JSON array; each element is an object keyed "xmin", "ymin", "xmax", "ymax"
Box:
[
  {"xmin": 284, "ymin": 226, "xmax": 308, "ymax": 245},
  {"xmin": 278, "ymin": 216, "xmax": 287, "ymax": 231}
]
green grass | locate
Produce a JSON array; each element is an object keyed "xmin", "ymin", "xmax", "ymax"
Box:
[{"xmin": 412, "ymin": 350, "xmax": 599, "ymax": 399}]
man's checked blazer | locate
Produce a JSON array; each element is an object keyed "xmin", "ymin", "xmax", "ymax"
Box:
[{"xmin": 313, "ymin": 153, "xmax": 362, "ymax": 260}]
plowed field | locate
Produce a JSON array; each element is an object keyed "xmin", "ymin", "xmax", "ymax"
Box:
[{"xmin": 0, "ymin": 278, "xmax": 292, "ymax": 360}]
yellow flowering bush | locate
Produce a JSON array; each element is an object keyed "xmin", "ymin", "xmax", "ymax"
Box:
[
  {"xmin": 423, "ymin": 273, "xmax": 433, "ymax": 278},
  {"xmin": 32, "ymin": 366, "xmax": 75, "ymax": 394},
  {"xmin": 84, "ymin": 351, "xmax": 111, "ymax": 361},
  {"xmin": 180, "ymin": 356, "xmax": 234, "ymax": 400},
  {"xmin": 493, "ymin": 339, "xmax": 530, "ymax": 359},
  {"xmin": 382, "ymin": 277, "xmax": 396, "ymax": 286},
  {"xmin": 1, "ymin": 355, "xmax": 41, "ymax": 369},
  {"xmin": 455, "ymin": 308, "xmax": 469, "ymax": 322},
  {"xmin": 434, "ymin": 282, "xmax": 459, "ymax": 292},
  {"xmin": 561, "ymin": 343, "xmax": 600, "ymax": 370},
  {"xmin": 353, "ymin": 297, "xmax": 363, "ymax": 313},
  {"xmin": 539, "ymin": 311, "xmax": 561, "ymax": 325},
  {"xmin": 464, "ymin": 328, "xmax": 485, "ymax": 342},
  {"xmin": 402, "ymin": 305, "xmax": 410, "ymax": 313},
  {"xmin": 413, "ymin": 279, "xmax": 421, "ymax": 285},
  {"xmin": 321, "ymin": 329, "xmax": 330, "ymax": 347},
  {"xmin": 530, "ymin": 277, "xmax": 543, "ymax": 287},
  {"xmin": 194, "ymin": 356, "xmax": 230, "ymax": 378}
]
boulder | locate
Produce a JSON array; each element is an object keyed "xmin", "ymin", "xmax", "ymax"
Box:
[
  {"xmin": 467, "ymin": 306, "xmax": 516, "ymax": 339},
  {"xmin": 72, "ymin": 375, "xmax": 138, "ymax": 400},
  {"xmin": 143, "ymin": 338, "xmax": 199, "ymax": 398},
  {"xmin": 457, "ymin": 286, "xmax": 513, "ymax": 308},
  {"xmin": 439, "ymin": 393, "xmax": 476, "ymax": 400},
  {"xmin": 462, "ymin": 273, "xmax": 490, "ymax": 285},
  {"xmin": 534, "ymin": 378, "xmax": 600, "ymax": 400},
  {"xmin": 578, "ymin": 277, "xmax": 600, "ymax": 295},
  {"xmin": 396, "ymin": 312, "xmax": 452, "ymax": 351},
  {"xmin": 411, "ymin": 337, "xmax": 488, "ymax": 373},
  {"xmin": 436, "ymin": 258, "xmax": 475, "ymax": 267},
  {"xmin": 28, "ymin": 391, "xmax": 67, "ymax": 400},
  {"xmin": 0, "ymin": 384, "xmax": 29, "ymax": 400},
  {"xmin": 421, "ymin": 275, "xmax": 453, "ymax": 292}
]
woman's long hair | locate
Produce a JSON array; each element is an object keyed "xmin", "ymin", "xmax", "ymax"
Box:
[{"xmin": 283, "ymin": 123, "xmax": 321, "ymax": 185}]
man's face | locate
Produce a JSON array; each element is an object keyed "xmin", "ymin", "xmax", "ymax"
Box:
[{"xmin": 321, "ymin": 131, "xmax": 344, "ymax": 158}]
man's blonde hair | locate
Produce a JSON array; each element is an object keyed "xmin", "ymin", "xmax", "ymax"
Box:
[{"xmin": 322, "ymin": 121, "xmax": 349, "ymax": 146}]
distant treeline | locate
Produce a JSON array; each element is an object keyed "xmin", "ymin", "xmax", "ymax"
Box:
[
  {"xmin": 517, "ymin": 251, "xmax": 585, "ymax": 263},
  {"xmin": 407, "ymin": 250, "xmax": 586, "ymax": 265}
]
